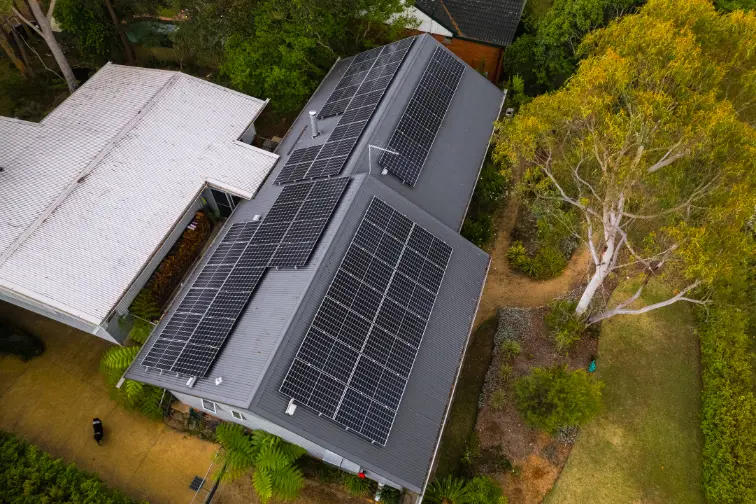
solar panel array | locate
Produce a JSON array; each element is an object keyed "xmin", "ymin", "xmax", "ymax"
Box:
[
  {"xmin": 280, "ymin": 197, "xmax": 452, "ymax": 445},
  {"xmin": 379, "ymin": 47, "xmax": 465, "ymax": 187},
  {"xmin": 142, "ymin": 178, "xmax": 350, "ymax": 377},
  {"xmin": 274, "ymin": 38, "xmax": 414, "ymax": 186}
]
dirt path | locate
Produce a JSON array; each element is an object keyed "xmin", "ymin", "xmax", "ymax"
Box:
[{"xmin": 475, "ymin": 197, "xmax": 591, "ymax": 326}]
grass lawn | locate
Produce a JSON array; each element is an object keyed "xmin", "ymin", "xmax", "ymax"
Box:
[
  {"xmin": 545, "ymin": 280, "xmax": 705, "ymax": 504},
  {"xmin": 434, "ymin": 316, "xmax": 498, "ymax": 478}
]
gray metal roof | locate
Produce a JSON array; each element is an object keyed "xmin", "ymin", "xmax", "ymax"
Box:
[
  {"xmin": 415, "ymin": 0, "xmax": 526, "ymax": 46},
  {"xmin": 126, "ymin": 34, "xmax": 502, "ymax": 492}
]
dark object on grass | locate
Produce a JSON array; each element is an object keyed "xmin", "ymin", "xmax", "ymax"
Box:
[
  {"xmin": 93, "ymin": 418, "xmax": 104, "ymax": 445},
  {"xmin": 0, "ymin": 321, "xmax": 45, "ymax": 361}
]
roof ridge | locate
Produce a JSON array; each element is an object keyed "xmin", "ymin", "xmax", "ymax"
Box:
[{"xmin": 0, "ymin": 72, "xmax": 180, "ymax": 269}]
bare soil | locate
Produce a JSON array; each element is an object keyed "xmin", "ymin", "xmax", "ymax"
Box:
[
  {"xmin": 474, "ymin": 308, "xmax": 597, "ymax": 504},
  {"xmin": 475, "ymin": 198, "xmax": 591, "ymax": 327},
  {"xmin": 213, "ymin": 475, "xmax": 371, "ymax": 504}
]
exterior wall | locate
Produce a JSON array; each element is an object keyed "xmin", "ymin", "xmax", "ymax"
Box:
[
  {"xmin": 409, "ymin": 30, "xmax": 504, "ymax": 83},
  {"xmin": 0, "ymin": 285, "xmax": 119, "ymax": 343},
  {"xmin": 404, "ymin": 6, "xmax": 454, "ymax": 37},
  {"xmin": 113, "ymin": 196, "xmax": 205, "ymax": 316},
  {"xmin": 171, "ymin": 391, "xmax": 402, "ymax": 490}
]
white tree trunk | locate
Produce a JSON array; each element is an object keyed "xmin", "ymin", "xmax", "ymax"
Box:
[{"xmin": 27, "ymin": 0, "xmax": 77, "ymax": 92}]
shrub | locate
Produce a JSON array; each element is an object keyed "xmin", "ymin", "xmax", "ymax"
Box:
[
  {"xmin": 462, "ymin": 161, "xmax": 511, "ymax": 248},
  {"xmin": 500, "ymin": 340, "xmax": 521, "ymax": 359},
  {"xmin": 462, "ymin": 214, "xmax": 495, "ymax": 248},
  {"xmin": 489, "ymin": 389, "xmax": 507, "ymax": 411},
  {"xmin": 498, "ymin": 364, "xmax": 513, "ymax": 382},
  {"xmin": 697, "ymin": 308, "xmax": 756, "ymax": 503},
  {"xmin": 515, "ymin": 366, "xmax": 602, "ymax": 434},
  {"xmin": 507, "ymin": 242, "xmax": 568, "ymax": 280},
  {"xmin": 0, "ymin": 431, "xmax": 142, "ymax": 503},
  {"xmin": 426, "ymin": 475, "xmax": 507, "ymax": 504},
  {"xmin": 100, "ymin": 343, "xmax": 165, "ymax": 421},
  {"xmin": 343, "ymin": 473, "xmax": 373, "ymax": 496},
  {"xmin": 380, "ymin": 486, "xmax": 402, "ymax": 504},
  {"xmin": 545, "ymin": 299, "xmax": 586, "ymax": 351}
]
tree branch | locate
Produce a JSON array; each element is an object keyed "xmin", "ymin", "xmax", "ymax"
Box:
[
  {"xmin": 587, "ymin": 281, "xmax": 705, "ymax": 324},
  {"xmin": 11, "ymin": 7, "xmax": 43, "ymax": 37},
  {"xmin": 47, "ymin": 0, "xmax": 56, "ymax": 20},
  {"xmin": 647, "ymin": 145, "xmax": 688, "ymax": 173}
]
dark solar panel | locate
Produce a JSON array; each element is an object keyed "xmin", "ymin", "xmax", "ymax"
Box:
[
  {"xmin": 279, "ymin": 197, "xmax": 452, "ymax": 445},
  {"xmin": 142, "ymin": 179, "xmax": 350, "ymax": 377},
  {"xmin": 379, "ymin": 46, "xmax": 465, "ymax": 186},
  {"xmin": 274, "ymin": 38, "xmax": 415, "ymax": 186}
]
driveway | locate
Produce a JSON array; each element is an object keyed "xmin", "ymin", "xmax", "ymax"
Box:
[{"xmin": 0, "ymin": 301, "xmax": 220, "ymax": 504}]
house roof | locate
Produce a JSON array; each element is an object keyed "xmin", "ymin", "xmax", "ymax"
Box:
[
  {"xmin": 0, "ymin": 64, "xmax": 278, "ymax": 325},
  {"xmin": 126, "ymin": 34, "xmax": 503, "ymax": 492},
  {"xmin": 414, "ymin": 0, "xmax": 526, "ymax": 46}
]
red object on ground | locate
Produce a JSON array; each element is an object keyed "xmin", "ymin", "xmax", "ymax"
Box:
[{"xmin": 358, "ymin": 471, "xmax": 366, "ymax": 479}]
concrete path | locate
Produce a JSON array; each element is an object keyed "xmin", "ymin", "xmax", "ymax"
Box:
[{"xmin": 0, "ymin": 302, "xmax": 219, "ymax": 504}]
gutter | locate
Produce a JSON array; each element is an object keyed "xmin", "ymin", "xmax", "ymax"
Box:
[
  {"xmin": 418, "ymin": 255, "xmax": 492, "ymax": 503},
  {"xmin": 460, "ymin": 88, "xmax": 507, "ymax": 233}
]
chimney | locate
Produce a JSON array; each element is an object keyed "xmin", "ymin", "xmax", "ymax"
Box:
[{"xmin": 309, "ymin": 110, "xmax": 319, "ymax": 138}]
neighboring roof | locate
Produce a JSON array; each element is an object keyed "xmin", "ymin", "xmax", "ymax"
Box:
[
  {"xmin": 414, "ymin": 0, "xmax": 526, "ymax": 46},
  {"xmin": 127, "ymin": 34, "xmax": 502, "ymax": 492},
  {"xmin": 0, "ymin": 64, "xmax": 277, "ymax": 325}
]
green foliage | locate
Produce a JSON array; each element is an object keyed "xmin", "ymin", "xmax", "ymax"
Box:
[
  {"xmin": 545, "ymin": 299, "xmax": 587, "ymax": 351},
  {"xmin": 99, "ymin": 342, "xmax": 164, "ymax": 421},
  {"xmin": 0, "ymin": 431, "xmax": 143, "ymax": 503},
  {"xmin": 504, "ymin": 0, "xmax": 642, "ymax": 91},
  {"xmin": 129, "ymin": 290, "xmax": 161, "ymax": 321},
  {"xmin": 507, "ymin": 240, "xmax": 568, "ymax": 279},
  {"xmin": 219, "ymin": 0, "xmax": 414, "ymax": 113},
  {"xmin": 697, "ymin": 308, "xmax": 756, "ymax": 503},
  {"xmin": 489, "ymin": 389, "xmax": 506, "ymax": 411},
  {"xmin": 426, "ymin": 476, "xmax": 469, "ymax": 504},
  {"xmin": 426, "ymin": 475, "xmax": 506, "ymax": 504},
  {"xmin": 343, "ymin": 473, "xmax": 373, "ymax": 496},
  {"xmin": 127, "ymin": 318, "xmax": 155, "ymax": 345},
  {"xmin": 506, "ymin": 74, "xmax": 532, "ymax": 110},
  {"xmin": 379, "ymin": 485, "xmax": 402, "ymax": 504},
  {"xmin": 56, "ymin": 0, "xmax": 114, "ymax": 60},
  {"xmin": 500, "ymin": 340, "xmax": 521, "ymax": 360},
  {"xmin": 515, "ymin": 366, "xmax": 603, "ymax": 434},
  {"xmin": 462, "ymin": 161, "xmax": 511, "ymax": 248},
  {"xmin": 498, "ymin": 364, "xmax": 513, "ymax": 382},
  {"xmin": 715, "ymin": 0, "xmax": 756, "ymax": 11},
  {"xmin": 214, "ymin": 426, "xmax": 305, "ymax": 502}
]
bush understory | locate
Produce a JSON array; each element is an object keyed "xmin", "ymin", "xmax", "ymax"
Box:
[
  {"xmin": 507, "ymin": 198, "xmax": 579, "ymax": 280},
  {"xmin": 0, "ymin": 431, "xmax": 143, "ymax": 504},
  {"xmin": 697, "ymin": 307, "xmax": 756, "ymax": 503},
  {"xmin": 461, "ymin": 159, "xmax": 511, "ymax": 248}
]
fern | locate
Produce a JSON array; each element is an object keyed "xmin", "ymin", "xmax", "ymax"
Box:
[
  {"xmin": 121, "ymin": 379, "xmax": 144, "ymax": 407},
  {"xmin": 100, "ymin": 346, "xmax": 141, "ymax": 386},
  {"xmin": 138, "ymin": 385, "xmax": 165, "ymax": 421},
  {"xmin": 253, "ymin": 468, "xmax": 274, "ymax": 502},
  {"xmin": 129, "ymin": 290, "xmax": 160, "ymax": 321},
  {"xmin": 343, "ymin": 473, "xmax": 372, "ymax": 496},
  {"xmin": 269, "ymin": 464, "xmax": 304, "ymax": 501},
  {"xmin": 426, "ymin": 476, "xmax": 469, "ymax": 504},
  {"xmin": 215, "ymin": 424, "xmax": 257, "ymax": 481},
  {"xmin": 128, "ymin": 319, "xmax": 155, "ymax": 345}
]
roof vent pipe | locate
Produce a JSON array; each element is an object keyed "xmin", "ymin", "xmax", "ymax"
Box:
[{"xmin": 309, "ymin": 110, "xmax": 319, "ymax": 138}]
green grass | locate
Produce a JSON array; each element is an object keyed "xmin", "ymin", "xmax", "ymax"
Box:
[
  {"xmin": 434, "ymin": 317, "xmax": 498, "ymax": 478},
  {"xmin": 545, "ymin": 280, "xmax": 705, "ymax": 504}
]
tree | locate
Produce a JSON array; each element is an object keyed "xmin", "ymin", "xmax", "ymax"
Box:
[
  {"xmin": 214, "ymin": 424, "xmax": 306, "ymax": 503},
  {"xmin": 715, "ymin": 0, "xmax": 756, "ymax": 12},
  {"xmin": 220, "ymin": 0, "xmax": 415, "ymax": 112},
  {"xmin": 515, "ymin": 366, "xmax": 603, "ymax": 433},
  {"xmin": 504, "ymin": 0, "xmax": 641, "ymax": 91},
  {"xmin": 55, "ymin": 0, "xmax": 114, "ymax": 60},
  {"xmin": 1, "ymin": 0, "xmax": 78, "ymax": 91},
  {"xmin": 496, "ymin": 0, "xmax": 756, "ymax": 324}
]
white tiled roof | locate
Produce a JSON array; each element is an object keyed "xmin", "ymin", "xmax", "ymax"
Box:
[{"xmin": 0, "ymin": 64, "xmax": 278, "ymax": 325}]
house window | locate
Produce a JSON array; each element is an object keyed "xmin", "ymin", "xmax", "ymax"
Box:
[
  {"xmin": 210, "ymin": 189, "xmax": 239, "ymax": 218},
  {"xmin": 231, "ymin": 410, "xmax": 245, "ymax": 421},
  {"xmin": 202, "ymin": 399, "xmax": 217, "ymax": 414}
]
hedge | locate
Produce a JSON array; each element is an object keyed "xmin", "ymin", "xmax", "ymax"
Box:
[
  {"xmin": 697, "ymin": 308, "xmax": 756, "ymax": 504},
  {"xmin": 0, "ymin": 431, "xmax": 144, "ymax": 504}
]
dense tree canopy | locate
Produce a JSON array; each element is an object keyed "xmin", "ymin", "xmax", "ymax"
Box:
[
  {"xmin": 505, "ymin": 0, "xmax": 642, "ymax": 92},
  {"xmin": 219, "ymin": 0, "xmax": 413, "ymax": 112},
  {"xmin": 496, "ymin": 0, "xmax": 756, "ymax": 323}
]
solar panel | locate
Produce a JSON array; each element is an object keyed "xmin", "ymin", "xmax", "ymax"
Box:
[
  {"xmin": 274, "ymin": 38, "xmax": 415, "ymax": 186},
  {"xmin": 280, "ymin": 197, "xmax": 452, "ymax": 445},
  {"xmin": 142, "ymin": 179, "xmax": 350, "ymax": 377},
  {"xmin": 379, "ymin": 46, "xmax": 465, "ymax": 186}
]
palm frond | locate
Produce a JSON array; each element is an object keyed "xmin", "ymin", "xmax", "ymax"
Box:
[
  {"xmin": 426, "ymin": 476, "xmax": 469, "ymax": 504},
  {"xmin": 138, "ymin": 386, "xmax": 165, "ymax": 421},
  {"xmin": 270, "ymin": 464, "xmax": 304, "ymax": 501},
  {"xmin": 128, "ymin": 318, "xmax": 155, "ymax": 345},
  {"xmin": 99, "ymin": 346, "xmax": 140, "ymax": 385},
  {"xmin": 215, "ymin": 424, "xmax": 256, "ymax": 481},
  {"xmin": 121, "ymin": 379, "xmax": 144, "ymax": 408}
]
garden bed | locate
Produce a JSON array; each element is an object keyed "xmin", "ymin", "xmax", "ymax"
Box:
[{"xmin": 472, "ymin": 307, "xmax": 597, "ymax": 504}]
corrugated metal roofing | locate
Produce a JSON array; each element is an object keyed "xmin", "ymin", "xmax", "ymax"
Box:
[
  {"xmin": 415, "ymin": 0, "xmax": 526, "ymax": 46},
  {"xmin": 0, "ymin": 64, "xmax": 277, "ymax": 324},
  {"xmin": 126, "ymin": 35, "xmax": 502, "ymax": 493}
]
